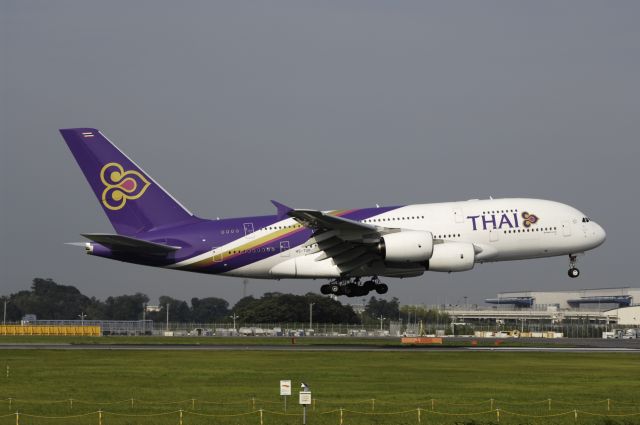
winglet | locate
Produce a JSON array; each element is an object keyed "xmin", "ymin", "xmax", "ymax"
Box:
[{"xmin": 271, "ymin": 200, "xmax": 294, "ymax": 220}]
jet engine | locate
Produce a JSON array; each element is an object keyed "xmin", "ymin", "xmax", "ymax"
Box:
[
  {"xmin": 427, "ymin": 242, "xmax": 475, "ymax": 272},
  {"xmin": 378, "ymin": 231, "xmax": 434, "ymax": 262}
]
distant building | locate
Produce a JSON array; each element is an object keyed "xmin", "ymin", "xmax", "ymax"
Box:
[
  {"xmin": 439, "ymin": 287, "xmax": 640, "ymax": 327},
  {"xmin": 485, "ymin": 287, "xmax": 639, "ymax": 311}
]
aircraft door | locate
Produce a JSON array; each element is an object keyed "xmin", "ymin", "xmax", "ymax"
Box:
[
  {"xmin": 489, "ymin": 229, "xmax": 499, "ymax": 242},
  {"xmin": 212, "ymin": 247, "xmax": 223, "ymax": 262},
  {"xmin": 452, "ymin": 208, "xmax": 464, "ymax": 224},
  {"xmin": 280, "ymin": 241, "xmax": 290, "ymax": 257},
  {"xmin": 561, "ymin": 221, "xmax": 571, "ymax": 237},
  {"xmin": 243, "ymin": 223, "xmax": 255, "ymax": 239}
]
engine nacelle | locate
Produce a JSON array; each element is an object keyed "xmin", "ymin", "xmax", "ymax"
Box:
[
  {"xmin": 427, "ymin": 242, "xmax": 475, "ymax": 272},
  {"xmin": 378, "ymin": 231, "xmax": 434, "ymax": 263}
]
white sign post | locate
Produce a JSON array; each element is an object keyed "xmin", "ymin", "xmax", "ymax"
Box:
[
  {"xmin": 299, "ymin": 389, "xmax": 312, "ymax": 425},
  {"xmin": 299, "ymin": 391, "xmax": 311, "ymax": 405},
  {"xmin": 280, "ymin": 380, "xmax": 291, "ymax": 411}
]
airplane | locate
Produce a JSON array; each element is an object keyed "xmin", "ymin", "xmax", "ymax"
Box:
[{"xmin": 60, "ymin": 128, "xmax": 606, "ymax": 297}]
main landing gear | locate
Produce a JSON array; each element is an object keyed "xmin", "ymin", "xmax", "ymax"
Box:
[
  {"xmin": 568, "ymin": 254, "xmax": 580, "ymax": 278},
  {"xmin": 320, "ymin": 277, "xmax": 388, "ymax": 297}
]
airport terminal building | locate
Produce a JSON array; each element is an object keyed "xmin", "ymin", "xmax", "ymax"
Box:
[
  {"xmin": 485, "ymin": 287, "xmax": 639, "ymax": 311},
  {"xmin": 442, "ymin": 287, "xmax": 640, "ymax": 328}
]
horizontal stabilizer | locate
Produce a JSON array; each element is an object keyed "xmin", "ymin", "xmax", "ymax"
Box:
[{"xmin": 82, "ymin": 233, "xmax": 180, "ymax": 255}]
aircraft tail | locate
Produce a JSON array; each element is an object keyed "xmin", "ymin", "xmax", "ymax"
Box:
[{"xmin": 60, "ymin": 128, "xmax": 201, "ymax": 235}]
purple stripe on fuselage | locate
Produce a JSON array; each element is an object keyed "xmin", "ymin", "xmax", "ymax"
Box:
[
  {"xmin": 199, "ymin": 206, "xmax": 402, "ymax": 273},
  {"xmin": 111, "ymin": 206, "xmax": 403, "ymax": 273}
]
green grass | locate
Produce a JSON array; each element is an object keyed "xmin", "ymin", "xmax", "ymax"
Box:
[{"xmin": 0, "ymin": 349, "xmax": 639, "ymax": 425}]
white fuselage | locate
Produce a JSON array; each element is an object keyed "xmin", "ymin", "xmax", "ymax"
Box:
[{"xmin": 221, "ymin": 198, "xmax": 605, "ymax": 279}]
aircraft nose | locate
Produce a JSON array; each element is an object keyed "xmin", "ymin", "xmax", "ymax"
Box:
[{"xmin": 592, "ymin": 222, "xmax": 606, "ymax": 247}]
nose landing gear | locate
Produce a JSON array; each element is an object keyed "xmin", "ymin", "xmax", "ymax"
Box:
[
  {"xmin": 568, "ymin": 255, "xmax": 580, "ymax": 278},
  {"xmin": 320, "ymin": 276, "xmax": 389, "ymax": 297}
]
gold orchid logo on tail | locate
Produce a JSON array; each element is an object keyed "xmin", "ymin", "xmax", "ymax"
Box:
[{"xmin": 100, "ymin": 162, "xmax": 151, "ymax": 210}]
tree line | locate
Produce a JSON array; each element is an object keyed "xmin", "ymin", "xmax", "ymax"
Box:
[{"xmin": 1, "ymin": 278, "xmax": 411, "ymax": 325}]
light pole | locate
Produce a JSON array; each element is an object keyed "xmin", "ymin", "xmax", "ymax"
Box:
[
  {"xmin": 142, "ymin": 303, "xmax": 146, "ymax": 335},
  {"xmin": 2, "ymin": 299, "xmax": 7, "ymax": 325},
  {"xmin": 166, "ymin": 303, "xmax": 170, "ymax": 332},
  {"xmin": 378, "ymin": 315, "xmax": 385, "ymax": 331},
  {"xmin": 230, "ymin": 313, "xmax": 239, "ymax": 335},
  {"xmin": 309, "ymin": 303, "xmax": 315, "ymax": 331},
  {"xmin": 78, "ymin": 312, "xmax": 87, "ymax": 326}
]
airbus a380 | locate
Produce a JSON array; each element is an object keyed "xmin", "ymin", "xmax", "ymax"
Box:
[{"xmin": 60, "ymin": 128, "xmax": 606, "ymax": 297}]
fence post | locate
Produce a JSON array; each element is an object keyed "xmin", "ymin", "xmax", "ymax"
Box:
[
  {"xmin": 372, "ymin": 399, "xmax": 375, "ymax": 411},
  {"xmin": 431, "ymin": 399, "xmax": 435, "ymax": 411},
  {"xmin": 607, "ymin": 398, "xmax": 610, "ymax": 411},
  {"xmin": 15, "ymin": 411, "xmax": 18, "ymax": 425},
  {"xmin": 496, "ymin": 408, "xmax": 500, "ymax": 423},
  {"xmin": 574, "ymin": 409, "xmax": 577, "ymax": 422},
  {"xmin": 98, "ymin": 410, "xmax": 102, "ymax": 425},
  {"xmin": 548, "ymin": 398, "xmax": 552, "ymax": 411},
  {"xmin": 417, "ymin": 408, "xmax": 421, "ymax": 423},
  {"xmin": 340, "ymin": 408, "xmax": 344, "ymax": 425},
  {"xmin": 179, "ymin": 409, "xmax": 183, "ymax": 425},
  {"xmin": 252, "ymin": 397, "xmax": 256, "ymax": 410},
  {"xmin": 131, "ymin": 397, "xmax": 134, "ymax": 408},
  {"xmin": 192, "ymin": 398, "xmax": 195, "ymax": 410},
  {"xmin": 69, "ymin": 398, "xmax": 73, "ymax": 409},
  {"xmin": 8, "ymin": 398, "xmax": 12, "ymax": 411},
  {"xmin": 259, "ymin": 409, "xmax": 263, "ymax": 425},
  {"xmin": 490, "ymin": 398, "xmax": 494, "ymax": 410}
]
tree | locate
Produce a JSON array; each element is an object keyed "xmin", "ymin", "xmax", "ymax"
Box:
[
  {"xmin": 232, "ymin": 293, "xmax": 360, "ymax": 324},
  {"xmin": 1, "ymin": 295, "xmax": 21, "ymax": 322},
  {"xmin": 9, "ymin": 278, "xmax": 95, "ymax": 320},
  {"xmin": 104, "ymin": 293, "xmax": 149, "ymax": 320},
  {"xmin": 363, "ymin": 296, "xmax": 400, "ymax": 323},
  {"xmin": 2, "ymin": 278, "xmax": 362, "ymax": 326},
  {"xmin": 154, "ymin": 296, "xmax": 191, "ymax": 322},
  {"xmin": 191, "ymin": 297, "xmax": 230, "ymax": 322},
  {"xmin": 305, "ymin": 293, "xmax": 360, "ymax": 324}
]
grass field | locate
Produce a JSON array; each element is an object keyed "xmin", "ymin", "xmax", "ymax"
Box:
[{"xmin": 1, "ymin": 347, "xmax": 639, "ymax": 424}]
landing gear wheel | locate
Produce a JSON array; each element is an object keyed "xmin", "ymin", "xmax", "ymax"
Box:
[
  {"xmin": 375, "ymin": 283, "xmax": 389, "ymax": 294},
  {"xmin": 320, "ymin": 284, "xmax": 331, "ymax": 295},
  {"xmin": 363, "ymin": 280, "xmax": 375, "ymax": 291},
  {"xmin": 330, "ymin": 283, "xmax": 340, "ymax": 294},
  {"xmin": 352, "ymin": 285, "xmax": 368, "ymax": 297},
  {"xmin": 568, "ymin": 255, "xmax": 580, "ymax": 278}
]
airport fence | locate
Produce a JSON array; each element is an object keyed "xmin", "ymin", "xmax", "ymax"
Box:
[
  {"xmin": 106, "ymin": 320, "xmax": 634, "ymax": 338},
  {"xmin": 2, "ymin": 397, "xmax": 639, "ymax": 424},
  {"xmin": 3, "ymin": 319, "xmax": 632, "ymax": 338}
]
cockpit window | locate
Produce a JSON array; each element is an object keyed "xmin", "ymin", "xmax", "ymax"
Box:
[{"xmin": 582, "ymin": 217, "xmax": 591, "ymax": 223}]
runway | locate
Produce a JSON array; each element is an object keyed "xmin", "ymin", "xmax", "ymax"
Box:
[{"xmin": 1, "ymin": 343, "xmax": 638, "ymax": 353}]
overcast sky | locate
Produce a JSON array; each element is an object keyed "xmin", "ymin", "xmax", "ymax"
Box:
[{"xmin": 2, "ymin": 1, "xmax": 639, "ymax": 308}]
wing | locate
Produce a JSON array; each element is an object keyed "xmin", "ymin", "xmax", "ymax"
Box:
[
  {"xmin": 271, "ymin": 201, "xmax": 398, "ymax": 275},
  {"xmin": 82, "ymin": 233, "xmax": 181, "ymax": 255}
]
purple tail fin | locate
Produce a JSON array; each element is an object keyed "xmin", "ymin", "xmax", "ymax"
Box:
[{"xmin": 60, "ymin": 128, "xmax": 201, "ymax": 235}]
